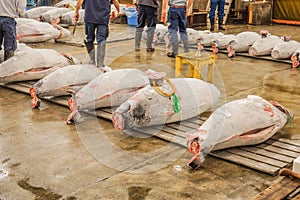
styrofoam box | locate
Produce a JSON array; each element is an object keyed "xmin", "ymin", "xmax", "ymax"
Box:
[{"xmin": 292, "ymin": 156, "xmax": 300, "ymax": 174}]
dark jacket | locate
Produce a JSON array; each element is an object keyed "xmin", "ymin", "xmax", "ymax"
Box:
[{"xmin": 84, "ymin": 0, "xmax": 111, "ymax": 24}]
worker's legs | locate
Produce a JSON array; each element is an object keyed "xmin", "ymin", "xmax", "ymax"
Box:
[
  {"xmin": 167, "ymin": 7, "xmax": 180, "ymax": 57},
  {"xmin": 178, "ymin": 9, "xmax": 189, "ymax": 53},
  {"xmin": 209, "ymin": 0, "xmax": 218, "ymax": 31},
  {"xmin": 218, "ymin": 0, "xmax": 226, "ymax": 30},
  {"xmin": 84, "ymin": 23, "xmax": 96, "ymax": 64},
  {"xmin": 96, "ymin": 24, "xmax": 109, "ymax": 68},
  {"xmin": 135, "ymin": 5, "xmax": 146, "ymax": 50},
  {"xmin": 145, "ymin": 6, "xmax": 157, "ymax": 51},
  {"xmin": 1, "ymin": 17, "xmax": 17, "ymax": 61}
]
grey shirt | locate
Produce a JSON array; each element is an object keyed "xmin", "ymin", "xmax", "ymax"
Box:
[
  {"xmin": 0, "ymin": 0, "xmax": 27, "ymax": 18},
  {"xmin": 138, "ymin": 0, "xmax": 160, "ymax": 8},
  {"xmin": 168, "ymin": 0, "xmax": 186, "ymax": 6}
]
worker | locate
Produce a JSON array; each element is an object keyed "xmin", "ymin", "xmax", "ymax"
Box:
[
  {"xmin": 161, "ymin": 0, "xmax": 194, "ymax": 58},
  {"xmin": 134, "ymin": 0, "xmax": 160, "ymax": 52},
  {"xmin": 0, "ymin": 0, "xmax": 26, "ymax": 62},
  {"xmin": 74, "ymin": 0, "xmax": 120, "ymax": 70},
  {"xmin": 209, "ymin": 0, "xmax": 226, "ymax": 31}
]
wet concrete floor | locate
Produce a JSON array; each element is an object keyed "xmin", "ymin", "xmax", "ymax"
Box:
[{"xmin": 0, "ymin": 23, "xmax": 300, "ymax": 199}]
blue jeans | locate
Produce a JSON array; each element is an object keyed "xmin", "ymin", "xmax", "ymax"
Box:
[
  {"xmin": 209, "ymin": 0, "xmax": 225, "ymax": 19},
  {"xmin": 0, "ymin": 17, "xmax": 17, "ymax": 52},
  {"xmin": 37, "ymin": 0, "xmax": 51, "ymax": 6},
  {"xmin": 167, "ymin": 7, "xmax": 188, "ymax": 51},
  {"xmin": 85, "ymin": 23, "xmax": 109, "ymax": 44}
]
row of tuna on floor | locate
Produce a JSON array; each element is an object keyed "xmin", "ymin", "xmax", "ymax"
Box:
[
  {"xmin": 149, "ymin": 24, "xmax": 300, "ymax": 68},
  {"xmin": 18, "ymin": 4, "xmax": 300, "ymax": 68},
  {"xmin": 0, "ymin": 43, "xmax": 294, "ymax": 168}
]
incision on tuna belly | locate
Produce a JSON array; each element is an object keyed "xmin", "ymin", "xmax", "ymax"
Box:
[
  {"xmin": 17, "ymin": 34, "xmax": 45, "ymax": 38},
  {"xmin": 239, "ymin": 125, "xmax": 275, "ymax": 137},
  {"xmin": 24, "ymin": 67, "xmax": 53, "ymax": 72}
]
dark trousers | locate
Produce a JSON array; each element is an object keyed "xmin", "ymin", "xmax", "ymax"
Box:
[
  {"xmin": 37, "ymin": 0, "xmax": 51, "ymax": 6},
  {"xmin": 0, "ymin": 17, "xmax": 17, "ymax": 52},
  {"xmin": 209, "ymin": 0, "xmax": 225, "ymax": 19},
  {"xmin": 85, "ymin": 23, "xmax": 109, "ymax": 44},
  {"xmin": 136, "ymin": 5, "xmax": 157, "ymax": 30}
]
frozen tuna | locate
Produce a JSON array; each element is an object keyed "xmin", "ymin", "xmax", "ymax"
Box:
[
  {"xmin": 54, "ymin": 0, "xmax": 77, "ymax": 8},
  {"xmin": 60, "ymin": 9, "xmax": 85, "ymax": 25},
  {"xmin": 30, "ymin": 64, "xmax": 103, "ymax": 108},
  {"xmin": 39, "ymin": 7, "xmax": 72, "ymax": 24},
  {"xmin": 112, "ymin": 78, "xmax": 220, "ymax": 130},
  {"xmin": 291, "ymin": 47, "xmax": 300, "ymax": 68},
  {"xmin": 16, "ymin": 18, "xmax": 60, "ymax": 43},
  {"xmin": 22, "ymin": 6, "xmax": 57, "ymax": 19},
  {"xmin": 249, "ymin": 33, "xmax": 282, "ymax": 56},
  {"xmin": 227, "ymin": 31, "xmax": 260, "ymax": 57},
  {"xmin": 67, "ymin": 69, "xmax": 150, "ymax": 124},
  {"xmin": 0, "ymin": 48, "xmax": 80, "ymax": 83},
  {"xmin": 271, "ymin": 37, "xmax": 300, "ymax": 59},
  {"xmin": 200, "ymin": 32, "xmax": 224, "ymax": 47},
  {"xmin": 214, "ymin": 34, "xmax": 236, "ymax": 50},
  {"xmin": 185, "ymin": 95, "xmax": 293, "ymax": 167}
]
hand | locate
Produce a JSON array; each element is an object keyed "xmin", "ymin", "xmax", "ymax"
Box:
[
  {"xmin": 160, "ymin": 10, "xmax": 166, "ymax": 23},
  {"xmin": 74, "ymin": 13, "xmax": 79, "ymax": 21},
  {"xmin": 185, "ymin": 8, "xmax": 189, "ymax": 17}
]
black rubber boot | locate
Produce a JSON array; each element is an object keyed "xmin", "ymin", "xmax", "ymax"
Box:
[
  {"xmin": 218, "ymin": 18, "xmax": 226, "ymax": 31},
  {"xmin": 146, "ymin": 27, "xmax": 155, "ymax": 52},
  {"xmin": 4, "ymin": 51, "xmax": 14, "ymax": 61},
  {"xmin": 96, "ymin": 40, "xmax": 106, "ymax": 68},
  {"xmin": 167, "ymin": 42, "xmax": 178, "ymax": 58},
  {"xmin": 84, "ymin": 40, "xmax": 95, "ymax": 64},
  {"xmin": 210, "ymin": 18, "xmax": 214, "ymax": 31},
  {"xmin": 135, "ymin": 29, "xmax": 142, "ymax": 51}
]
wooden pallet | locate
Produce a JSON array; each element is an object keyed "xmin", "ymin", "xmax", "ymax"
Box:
[
  {"xmin": 252, "ymin": 176, "xmax": 300, "ymax": 200},
  {"xmin": 1, "ymin": 81, "xmax": 300, "ymax": 176}
]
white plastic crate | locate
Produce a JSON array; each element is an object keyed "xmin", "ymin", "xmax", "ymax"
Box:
[{"xmin": 292, "ymin": 156, "xmax": 300, "ymax": 174}]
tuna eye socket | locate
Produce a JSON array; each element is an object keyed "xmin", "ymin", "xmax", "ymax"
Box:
[{"xmin": 133, "ymin": 104, "xmax": 145, "ymax": 120}]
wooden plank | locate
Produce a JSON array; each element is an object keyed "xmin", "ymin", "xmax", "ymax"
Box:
[
  {"xmin": 127, "ymin": 127, "xmax": 187, "ymax": 146},
  {"xmin": 179, "ymin": 121, "xmax": 199, "ymax": 129},
  {"xmin": 265, "ymin": 140, "xmax": 300, "ymax": 154},
  {"xmin": 95, "ymin": 110, "xmax": 113, "ymax": 120},
  {"xmin": 226, "ymin": 148, "xmax": 288, "ymax": 168},
  {"xmin": 166, "ymin": 123, "xmax": 197, "ymax": 133},
  {"xmin": 239, "ymin": 146, "xmax": 295, "ymax": 163},
  {"xmin": 210, "ymin": 150, "xmax": 280, "ymax": 175},
  {"xmin": 3, "ymin": 83, "xmax": 30, "ymax": 94},
  {"xmin": 252, "ymin": 176, "xmax": 300, "ymax": 200},
  {"xmin": 259, "ymin": 143, "xmax": 300, "ymax": 158},
  {"xmin": 276, "ymin": 138, "xmax": 300, "ymax": 147}
]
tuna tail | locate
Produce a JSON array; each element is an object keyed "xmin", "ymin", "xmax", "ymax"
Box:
[
  {"xmin": 66, "ymin": 110, "xmax": 81, "ymax": 125},
  {"xmin": 29, "ymin": 87, "xmax": 41, "ymax": 109},
  {"xmin": 226, "ymin": 44, "xmax": 235, "ymax": 57},
  {"xmin": 291, "ymin": 52, "xmax": 300, "ymax": 68}
]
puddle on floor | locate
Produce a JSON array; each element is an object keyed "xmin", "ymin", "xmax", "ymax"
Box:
[
  {"xmin": 128, "ymin": 186, "xmax": 152, "ymax": 200},
  {"xmin": 17, "ymin": 179, "xmax": 62, "ymax": 200}
]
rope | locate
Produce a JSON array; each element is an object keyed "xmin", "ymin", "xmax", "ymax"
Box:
[
  {"xmin": 152, "ymin": 77, "xmax": 181, "ymax": 113},
  {"xmin": 152, "ymin": 77, "xmax": 175, "ymax": 97}
]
